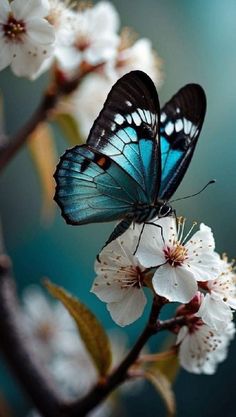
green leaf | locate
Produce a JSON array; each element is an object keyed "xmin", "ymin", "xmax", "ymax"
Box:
[
  {"xmin": 45, "ymin": 280, "xmax": 112, "ymax": 377},
  {"xmin": 54, "ymin": 112, "xmax": 84, "ymax": 145},
  {"xmin": 153, "ymin": 351, "xmax": 179, "ymax": 384},
  {"xmin": 28, "ymin": 123, "xmax": 57, "ymax": 222},
  {"xmin": 144, "ymin": 368, "xmax": 176, "ymax": 417}
]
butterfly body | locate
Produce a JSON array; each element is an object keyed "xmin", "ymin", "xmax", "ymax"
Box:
[{"xmin": 55, "ymin": 71, "xmax": 206, "ymax": 245}]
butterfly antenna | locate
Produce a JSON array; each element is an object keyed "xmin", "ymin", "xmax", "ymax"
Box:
[{"xmin": 170, "ymin": 180, "xmax": 216, "ymax": 204}]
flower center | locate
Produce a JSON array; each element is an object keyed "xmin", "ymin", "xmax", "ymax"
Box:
[
  {"xmin": 3, "ymin": 14, "xmax": 26, "ymax": 42},
  {"xmin": 164, "ymin": 244, "xmax": 188, "ymax": 267},
  {"xmin": 75, "ymin": 36, "xmax": 90, "ymax": 52},
  {"xmin": 119, "ymin": 265, "xmax": 144, "ymax": 289}
]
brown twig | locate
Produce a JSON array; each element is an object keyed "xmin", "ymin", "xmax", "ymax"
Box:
[
  {"xmin": 0, "ymin": 64, "xmax": 103, "ymax": 172},
  {"xmin": 65, "ymin": 296, "xmax": 167, "ymax": 417}
]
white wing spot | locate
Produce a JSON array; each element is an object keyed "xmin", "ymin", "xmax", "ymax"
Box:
[
  {"xmin": 165, "ymin": 121, "xmax": 174, "ymax": 135},
  {"xmin": 176, "ymin": 107, "xmax": 180, "ymax": 114},
  {"xmin": 111, "ymin": 123, "xmax": 116, "ymax": 131},
  {"xmin": 160, "ymin": 112, "xmax": 167, "ymax": 122},
  {"xmin": 126, "ymin": 114, "xmax": 132, "ymax": 124},
  {"xmin": 143, "ymin": 110, "xmax": 151, "ymax": 124},
  {"xmin": 175, "ymin": 119, "xmax": 183, "ymax": 132},
  {"xmin": 131, "ymin": 112, "xmax": 142, "ymax": 126},
  {"xmin": 183, "ymin": 118, "xmax": 192, "ymax": 134},
  {"xmin": 115, "ymin": 114, "xmax": 125, "ymax": 125},
  {"xmin": 126, "ymin": 100, "xmax": 132, "ymax": 107}
]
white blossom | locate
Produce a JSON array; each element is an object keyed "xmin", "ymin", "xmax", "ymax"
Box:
[
  {"xmin": 0, "ymin": 0, "xmax": 55, "ymax": 78},
  {"xmin": 177, "ymin": 319, "xmax": 235, "ymax": 374},
  {"xmin": 55, "ymin": 1, "xmax": 120, "ymax": 72},
  {"xmin": 21, "ymin": 285, "xmax": 76, "ymax": 361},
  {"xmin": 34, "ymin": 0, "xmax": 76, "ymax": 77},
  {"xmin": 91, "ymin": 224, "xmax": 148, "ymax": 327},
  {"xmin": 136, "ymin": 217, "xmax": 221, "ymax": 304},
  {"xmin": 107, "ymin": 38, "xmax": 163, "ymax": 87},
  {"xmin": 67, "ymin": 73, "xmax": 113, "ymax": 139},
  {"xmin": 197, "ymin": 256, "xmax": 236, "ymax": 330}
]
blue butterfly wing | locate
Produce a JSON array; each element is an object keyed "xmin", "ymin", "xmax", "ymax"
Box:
[
  {"xmin": 158, "ymin": 84, "xmax": 206, "ymax": 200},
  {"xmin": 55, "ymin": 145, "xmax": 149, "ymax": 225},
  {"xmin": 55, "ymin": 71, "xmax": 161, "ymax": 226},
  {"xmin": 87, "ymin": 70, "xmax": 161, "ymax": 203}
]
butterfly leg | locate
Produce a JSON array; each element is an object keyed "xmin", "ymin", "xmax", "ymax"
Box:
[
  {"xmin": 133, "ymin": 223, "xmax": 145, "ymax": 256},
  {"xmin": 145, "ymin": 221, "xmax": 165, "ymax": 245},
  {"xmin": 105, "ymin": 218, "xmax": 133, "ymax": 247}
]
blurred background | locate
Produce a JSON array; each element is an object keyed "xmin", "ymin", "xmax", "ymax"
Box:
[{"xmin": 0, "ymin": 0, "xmax": 236, "ymax": 416}]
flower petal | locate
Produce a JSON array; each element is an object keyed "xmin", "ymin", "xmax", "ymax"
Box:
[
  {"xmin": 11, "ymin": 0, "xmax": 49, "ymax": 20},
  {"xmin": 89, "ymin": 1, "xmax": 120, "ymax": 35},
  {"xmin": 0, "ymin": 0, "xmax": 10, "ymax": 23},
  {"xmin": 152, "ymin": 264, "xmax": 197, "ymax": 303},
  {"xmin": 0, "ymin": 38, "xmax": 13, "ymax": 70},
  {"xmin": 107, "ymin": 287, "xmax": 147, "ymax": 326},
  {"xmin": 136, "ymin": 217, "xmax": 177, "ymax": 267},
  {"xmin": 184, "ymin": 251, "xmax": 220, "ymax": 282},
  {"xmin": 26, "ymin": 18, "xmax": 55, "ymax": 44},
  {"xmin": 10, "ymin": 40, "xmax": 52, "ymax": 78},
  {"xmin": 197, "ymin": 293, "xmax": 233, "ymax": 331}
]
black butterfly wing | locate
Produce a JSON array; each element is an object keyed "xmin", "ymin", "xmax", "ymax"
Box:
[
  {"xmin": 87, "ymin": 70, "xmax": 161, "ymax": 203},
  {"xmin": 158, "ymin": 83, "xmax": 206, "ymax": 201}
]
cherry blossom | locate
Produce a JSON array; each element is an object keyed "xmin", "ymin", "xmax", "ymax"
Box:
[
  {"xmin": 21, "ymin": 285, "xmax": 76, "ymax": 361},
  {"xmin": 91, "ymin": 224, "xmax": 148, "ymax": 327},
  {"xmin": 136, "ymin": 217, "xmax": 221, "ymax": 303},
  {"xmin": 107, "ymin": 37, "xmax": 163, "ymax": 87},
  {"xmin": 55, "ymin": 1, "xmax": 120, "ymax": 72},
  {"xmin": 0, "ymin": 0, "xmax": 55, "ymax": 78},
  {"xmin": 197, "ymin": 256, "xmax": 236, "ymax": 330},
  {"xmin": 176, "ymin": 318, "xmax": 235, "ymax": 374}
]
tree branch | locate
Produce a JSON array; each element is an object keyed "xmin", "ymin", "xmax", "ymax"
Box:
[
  {"xmin": 0, "ymin": 251, "xmax": 182, "ymax": 417},
  {"xmin": 65, "ymin": 296, "xmax": 167, "ymax": 417},
  {"xmin": 0, "ymin": 64, "xmax": 103, "ymax": 172},
  {"xmin": 0, "ymin": 254, "xmax": 64, "ymax": 417}
]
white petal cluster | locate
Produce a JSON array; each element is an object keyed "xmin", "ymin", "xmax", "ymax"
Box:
[
  {"xmin": 54, "ymin": 1, "xmax": 120, "ymax": 72},
  {"xmin": 0, "ymin": 0, "xmax": 55, "ymax": 78},
  {"xmin": 136, "ymin": 217, "xmax": 220, "ymax": 303},
  {"xmin": 91, "ymin": 224, "xmax": 147, "ymax": 327},
  {"xmin": 92, "ymin": 216, "xmax": 236, "ymax": 374},
  {"xmin": 177, "ymin": 319, "xmax": 235, "ymax": 374},
  {"xmin": 92, "ymin": 217, "xmax": 221, "ymax": 323}
]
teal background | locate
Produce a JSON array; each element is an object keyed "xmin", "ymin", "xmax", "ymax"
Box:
[{"xmin": 0, "ymin": 0, "xmax": 236, "ymax": 416}]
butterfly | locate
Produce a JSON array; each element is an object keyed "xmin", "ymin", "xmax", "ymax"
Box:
[{"xmin": 54, "ymin": 70, "xmax": 206, "ymax": 246}]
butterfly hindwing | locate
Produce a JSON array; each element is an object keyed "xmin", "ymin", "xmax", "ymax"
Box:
[
  {"xmin": 55, "ymin": 145, "xmax": 148, "ymax": 225},
  {"xmin": 87, "ymin": 70, "xmax": 161, "ymax": 202},
  {"xmin": 159, "ymin": 83, "xmax": 206, "ymax": 200}
]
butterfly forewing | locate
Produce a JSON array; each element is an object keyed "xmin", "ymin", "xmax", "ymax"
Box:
[
  {"xmin": 87, "ymin": 70, "xmax": 161, "ymax": 202},
  {"xmin": 55, "ymin": 145, "xmax": 149, "ymax": 225},
  {"xmin": 159, "ymin": 83, "xmax": 206, "ymax": 200}
]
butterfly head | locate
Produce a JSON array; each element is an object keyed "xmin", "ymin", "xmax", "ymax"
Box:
[{"xmin": 158, "ymin": 201, "xmax": 173, "ymax": 217}]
